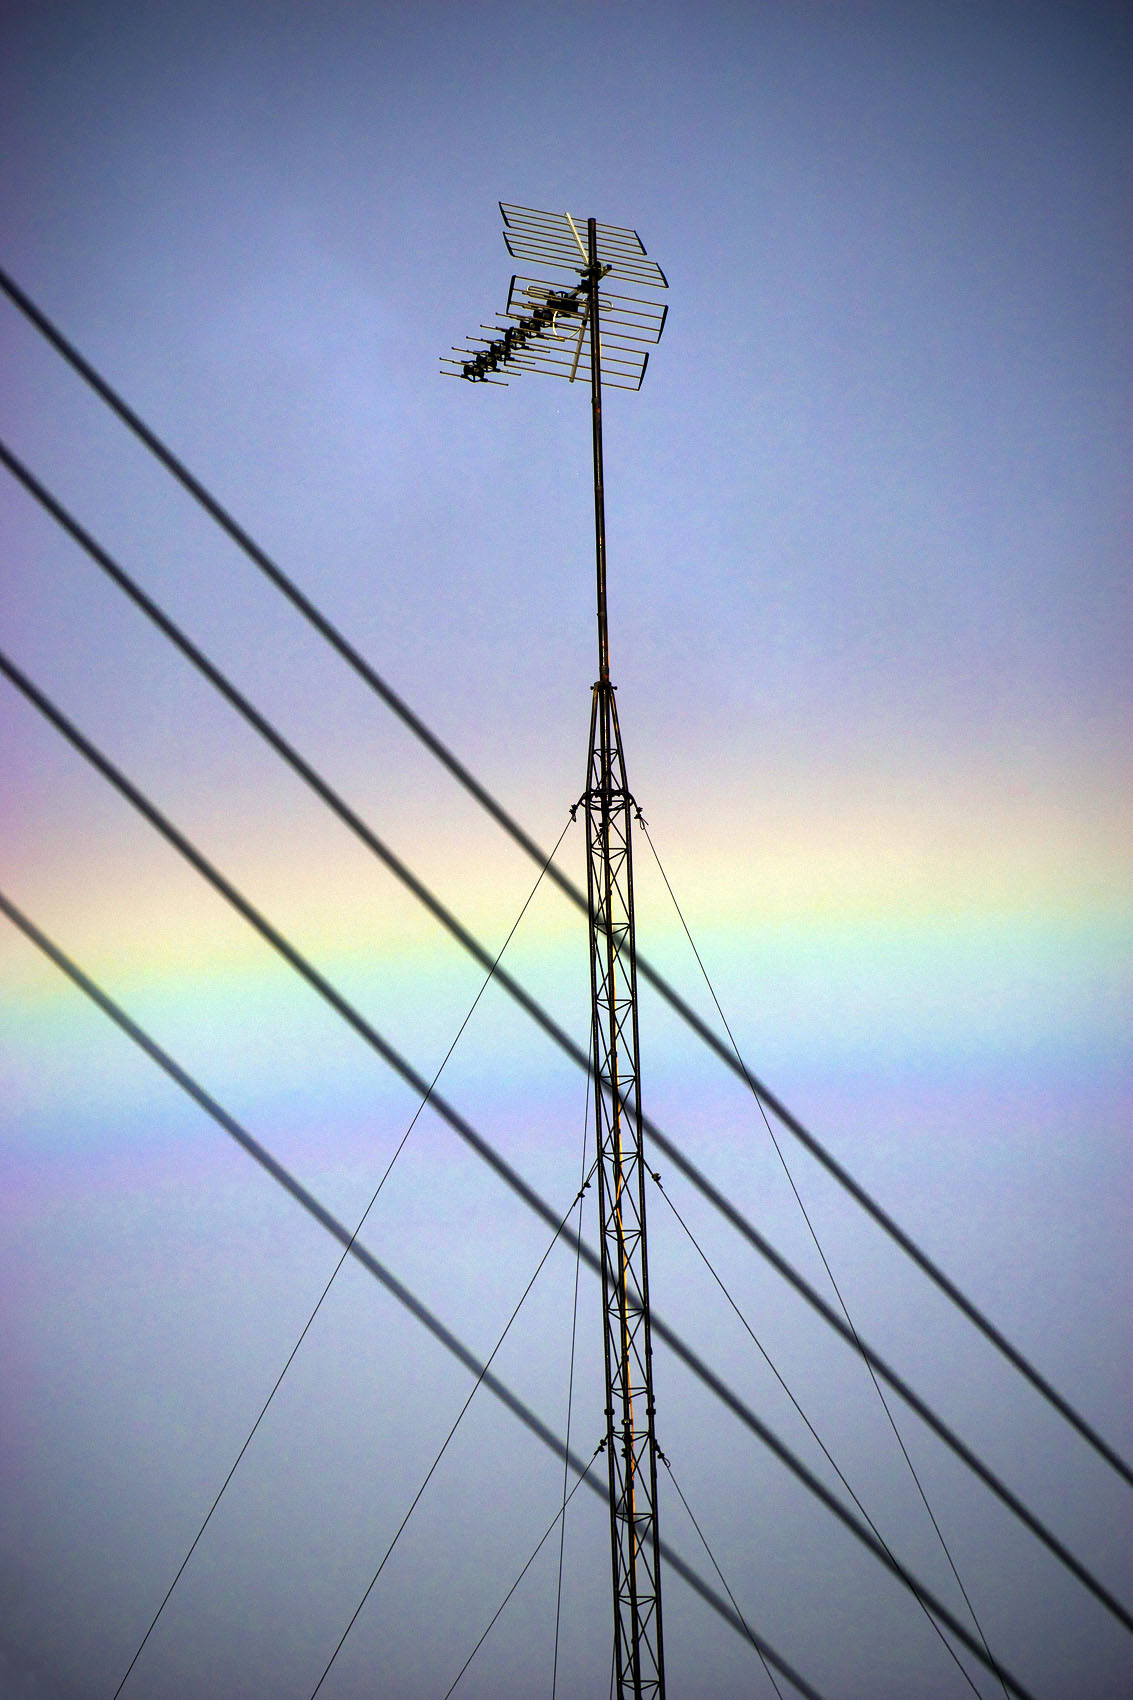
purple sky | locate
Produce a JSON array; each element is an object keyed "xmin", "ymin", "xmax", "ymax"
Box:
[{"xmin": 1, "ymin": 4, "xmax": 1130, "ymax": 1697}]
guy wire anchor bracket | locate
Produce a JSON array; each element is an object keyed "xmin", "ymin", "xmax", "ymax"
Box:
[{"xmin": 442, "ymin": 203, "xmax": 668, "ymax": 390}]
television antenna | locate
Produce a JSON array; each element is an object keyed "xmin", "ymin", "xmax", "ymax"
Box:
[{"xmin": 444, "ymin": 203, "xmax": 669, "ymax": 1700}]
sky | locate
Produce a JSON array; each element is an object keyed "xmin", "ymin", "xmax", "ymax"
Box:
[{"xmin": 0, "ymin": 1, "xmax": 1130, "ymax": 1696}]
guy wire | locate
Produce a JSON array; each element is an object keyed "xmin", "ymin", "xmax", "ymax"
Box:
[
  {"xmin": 0, "ymin": 654, "xmax": 1092, "ymax": 1690},
  {"xmin": 640, "ymin": 818, "xmax": 1010, "ymax": 1698},
  {"xmin": 0, "ymin": 887, "xmax": 833, "ymax": 1700}
]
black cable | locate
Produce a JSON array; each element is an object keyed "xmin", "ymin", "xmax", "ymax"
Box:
[
  {"xmin": 443, "ymin": 1442, "xmax": 605, "ymax": 1700},
  {"xmin": 660, "ymin": 1455, "xmax": 786, "ymax": 1700},
  {"xmin": 0, "ymin": 644, "xmax": 578, "ymax": 1265},
  {"xmin": 308, "ymin": 1163, "xmax": 598, "ymax": 1698},
  {"xmin": 0, "ymin": 889, "xmax": 832, "ymax": 1700},
  {"xmin": 0, "ymin": 461, "xmax": 1118, "ymax": 1626},
  {"xmin": 106, "ymin": 810, "xmax": 571, "ymax": 1696},
  {"xmin": 648, "ymin": 1136, "xmax": 1132, "ymax": 1635},
  {"xmin": 0, "ymin": 437, "xmax": 593, "ymax": 1100},
  {"xmin": 0, "ymin": 889, "xmax": 592, "ymax": 1538},
  {"xmin": 0, "ymin": 267, "xmax": 577, "ymax": 891},
  {"xmin": 642, "ymin": 820, "xmax": 1008, "ymax": 1700},
  {"xmin": 653, "ymin": 1177, "xmax": 985, "ymax": 1699},
  {"xmin": 0, "ymin": 443, "xmax": 994, "ymax": 1692},
  {"xmin": 3, "ymin": 266, "xmax": 1125, "ymax": 1492},
  {"xmin": 0, "ymin": 669, "xmax": 1052, "ymax": 1697}
]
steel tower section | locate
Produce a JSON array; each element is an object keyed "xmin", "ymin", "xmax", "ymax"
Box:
[
  {"xmin": 444, "ymin": 206, "xmax": 668, "ymax": 1700},
  {"xmin": 584, "ymin": 677, "xmax": 666, "ymax": 1700},
  {"xmin": 582, "ymin": 217, "xmax": 666, "ymax": 1700}
]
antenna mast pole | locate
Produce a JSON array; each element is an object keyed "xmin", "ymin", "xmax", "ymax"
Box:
[
  {"xmin": 588, "ymin": 218, "xmax": 611, "ymax": 686},
  {"xmin": 583, "ymin": 215, "xmax": 666, "ymax": 1700},
  {"xmin": 445, "ymin": 205, "xmax": 669, "ymax": 1699}
]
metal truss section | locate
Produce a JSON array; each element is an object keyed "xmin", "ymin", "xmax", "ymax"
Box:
[{"xmin": 585, "ymin": 679, "xmax": 666, "ymax": 1700}]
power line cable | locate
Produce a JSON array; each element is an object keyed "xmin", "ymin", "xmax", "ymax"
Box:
[
  {"xmin": 0, "ymin": 450, "xmax": 1114, "ymax": 1633},
  {"xmin": 308, "ymin": 1162, "xmax": 598, "ymax": 1699},
  {"xmin": 105, "ymin": 811, "xmax": 572, "ymax": 1696},
  {"xmin": 0, "ymin": 437, "xmax": 588, "ymax": 1082},
  {"xmin": 0, "ymin": 681, "xmax": 1057, "ymax": 1696},
  {"xmin": 0, "ymin": 651, "xmax": 1107, "ymax": 1689},
  {"xmin": 652, "ymin": 1175, "xmax": 987, "ymax": 1700},
  {"xmin": 444, "ymin": 1442, "xmax": 605, "ymax": 1700},
  {"xmin": 0, "ymin": 576, "xmax": 1119, "ymax": 1634},
  {"xmin": 648, "ymin": 1142, "xmax": 1128, "ymax": 1632},
  {"xmin": 2, "ymin": 267, "xmax": 1125, "ymax": 1491},
  {"xmin": 0, "ymin": 888, "xmax": 832, "ymax": 1700},
  {"xmin": 641, "ymin": 820, "xmax": 1008, "ymax": 1700}
]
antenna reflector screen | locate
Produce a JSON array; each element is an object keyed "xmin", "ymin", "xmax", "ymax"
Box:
[{"xmin": 500, "ymin": 203, "xmax": 668, "ymax": 289}]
